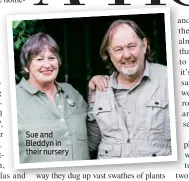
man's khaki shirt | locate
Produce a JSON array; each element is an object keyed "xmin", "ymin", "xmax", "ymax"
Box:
[{"xmin": 88, "ymin": 61, "xmax": 171, "ymax": 158}]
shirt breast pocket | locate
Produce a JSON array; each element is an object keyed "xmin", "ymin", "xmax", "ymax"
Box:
[
  {"xmin": 93, "ymin": 100, "xmax": 117, "ymax": 132},
  {"xmin": 98, "ymin": 144, "xmax": 121, "ymax": 159},
  {"xmin": 145, "ymin": 100, "xmax": 168, "ymax": 131},
  {"xmin": 94, "ymin": 103, "xmax": 112, "ymax": 115}
]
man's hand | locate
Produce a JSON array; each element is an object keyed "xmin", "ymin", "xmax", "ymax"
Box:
[{"xmin": 88, "ymin": 75, "xmax": 109, "ymax": 92}]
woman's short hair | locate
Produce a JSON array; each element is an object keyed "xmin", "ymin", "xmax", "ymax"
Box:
[
  {"xmin": 100, "ymin": 20, "xmax": 153, "ymax": 73},
  {"xmin": 20, "ymin": 32, "xmax": 62, "ymax": 77}
]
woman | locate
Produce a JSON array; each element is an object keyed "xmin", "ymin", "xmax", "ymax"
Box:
[{"xmin": 17, "ymin": 32, "xmax": 106, "ymax": 163}]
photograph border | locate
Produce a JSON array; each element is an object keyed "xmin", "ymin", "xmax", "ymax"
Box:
[{"xmin": 7, "ymin": 7, "xmax": 177, "ymax": 169}]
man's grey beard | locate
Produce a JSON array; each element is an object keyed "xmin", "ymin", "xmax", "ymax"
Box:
[{"xmin": 120, "ymin": 65, "xmax": 138, "ymax": 77}]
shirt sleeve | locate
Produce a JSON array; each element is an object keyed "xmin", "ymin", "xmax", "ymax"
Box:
[{"xmin": 87, "ymin": 90, "xmax": 101, "ymax": 152}]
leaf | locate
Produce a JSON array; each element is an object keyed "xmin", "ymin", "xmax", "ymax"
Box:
[
  {"xmin": 15, "ymin": 37, "xmax": 22, "ymax": 49},
  {"xmin": 21, "ymin": 36, "xmax": 27, "ymax": 43},
  {"xmin": 19, "ymin": 30, "xmax": 25, "ymax": 36},
  {"xmin": 27, "ymin": 27, "xmax": 34, "ymax": 34},
  {"xmin": 20, "ymin": 21, "xmax": 26, "ymax": 29},
  {"xmin": 15, "ymin": 74, "xmax": 20, "ymax": 81},
  {"xmin": 13, "ymin": 28, "xmax": 20, "ymax": 36},
  {"xmin": 12, "ymin": 21, "xmax": 22, "ymax": 29}
]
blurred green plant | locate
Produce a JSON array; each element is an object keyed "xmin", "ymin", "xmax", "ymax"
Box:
[{"xmin": 13, "ymin": 20, "xmax": 38, "ymax": 51}]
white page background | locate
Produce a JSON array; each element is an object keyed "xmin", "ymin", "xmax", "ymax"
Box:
[{"xmin": 0, "ymin": 0, "xmax": 187, "ymax": 180}]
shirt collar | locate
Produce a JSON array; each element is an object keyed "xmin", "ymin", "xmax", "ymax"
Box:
[
  {"xmin": 19, "ymin": 77, "xmax": 64, "ymax": 95},
  {"xmin": 55, "ymin": 82, "xmax": 64, "ymax": 92},
  {"xmin": 109, "ymin": 60, "xmax": 150, "ymax": 89}
]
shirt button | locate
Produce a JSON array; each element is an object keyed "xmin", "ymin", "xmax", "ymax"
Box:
[
  {"xmin": 127, "ymin": 139, "xmax": 130, "ymax": 143},
  {"xmin": 56, "ymin": 94, "xmax": 59, "ymax": 97},
  {"xmin": 58, "ymin": 105, "xmax": 62, "ymax": 109},
  {"xmin": 60, "ymin": 118, "xmax": 65, "ymax": 122},
  {"xmin": 64, "ymin": 132, "xmax": 69, "ymax": 137}
]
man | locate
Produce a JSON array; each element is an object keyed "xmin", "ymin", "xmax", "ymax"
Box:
[{"xmin": 87, "ymin": 20, "xmax": 171, "ymax": 159}]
